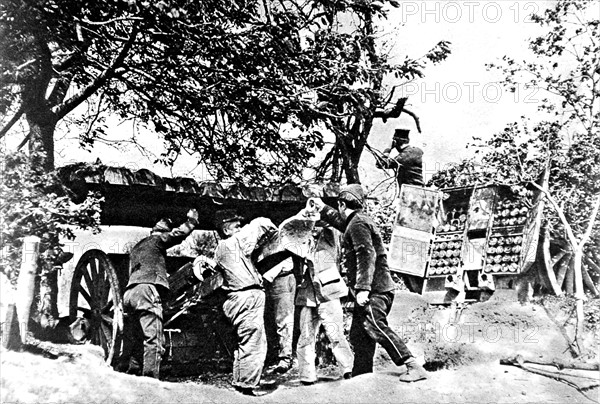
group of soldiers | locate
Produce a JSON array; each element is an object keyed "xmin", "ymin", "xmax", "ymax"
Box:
[{"xmin": 119, "ymin": 129, "xmax": 427, "ymax": 396}]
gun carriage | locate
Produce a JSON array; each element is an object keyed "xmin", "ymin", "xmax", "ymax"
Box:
[
  {"xmin": 58, "ymin": 162, "xmax": 338, "ymax": 374},
  {"xmin": 58, "ymin": 163, "xmax": 557, "ymax": 372}
]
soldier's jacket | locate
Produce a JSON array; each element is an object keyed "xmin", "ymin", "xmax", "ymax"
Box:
[
  {"xmin": 381, "ymin": 145, "xmax": 424, "ymax": 187},
  {"xmin": 320, "ymin": 205, "xmax": 395, "ymax": 294},
  {"xmin": 127, "ymin": 219, "xmax": 197, "ymax": 293},
  {"xmin": 296, "ymin": 226, "xmax": 348, "ymax": 306},
  {"xmin": 214, "ymin": 218, "xmax": 278, "ymax": 292}
]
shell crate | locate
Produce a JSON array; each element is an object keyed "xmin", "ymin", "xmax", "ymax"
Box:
[{"xmin": 388, "ymin": 183, "xmax": 543, "ymax": 304}]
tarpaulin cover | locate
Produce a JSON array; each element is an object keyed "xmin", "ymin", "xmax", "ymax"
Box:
[{"xmin": 58, "ymin": 162, "xmax": 340, "ymax": 230}]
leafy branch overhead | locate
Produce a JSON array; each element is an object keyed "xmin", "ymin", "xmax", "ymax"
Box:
[
  {"xmin": 0, "ymin": 0, "xmax": 449, "ymax": 341},
  {"xmin": 1, "ymin": 0, "xmax": 450, "ymax": 184}
]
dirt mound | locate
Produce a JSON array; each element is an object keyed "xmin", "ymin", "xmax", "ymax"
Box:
[
  {"xmin": 537, "ymin": 295, "xmax": 600, "ymax": 362},
  {"xmin": 375, "ymin": 291, "xmax": 578, "ymax": 372},
  {"xmin": 423, "ymin": 342, "xmax": 494, "ymax": 371}
]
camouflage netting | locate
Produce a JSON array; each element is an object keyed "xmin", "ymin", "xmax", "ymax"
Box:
[{"xmin": 58, "ymin": 162, "xmax": 340, "ymax": 230}]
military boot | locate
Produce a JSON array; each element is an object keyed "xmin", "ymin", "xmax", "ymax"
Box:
[{"xmin": 398, "ymin": 358, "xmax": 429, "ymax": 382}]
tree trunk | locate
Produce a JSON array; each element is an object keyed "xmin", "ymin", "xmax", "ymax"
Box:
[
  {"xmin": 24, "ymin": 105, "xmax": 58, "ymax": 334},
  {"xmin": 38, "ymin": 263, "xmax": 60, "ymax": 332},
  {"xmin": 22, "ymin": 37, "xmax": 56, "ymax": 172},
  {"xmin": 27, "ymin": 117, "xmax": 56, "ymax": 172},
  {"xmin": 332, "ymin": 8, "xmax": 382, "ymax": 185},
  {"xmin": 572, "ymin": 248, "xmax": 585, "ymax": 354},
  {"xmin": 344, "ymin": 142, "xmax": 363, "ymax": 184},
  {"xmin": 564, "ymin": 260, "xmax": 574, "ymax": 295},
  {"xmin": 22, "ymin": 39, "xmax": 59, "ymax": 333},
  {"xmin": 538, "ymin": 228, "xmax": 563, "ymax": 295},
  {"xmin": 556, "ymin": 254, "xmax": 572, "ymax": 289}
]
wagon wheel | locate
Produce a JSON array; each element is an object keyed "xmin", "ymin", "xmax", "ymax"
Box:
[
  {"xmin": 582, "ymin": 249, "xmax": 600, "ymax": 297},
  {"xmin": 69, "ymin": 249, "xmax": 124, "ymax": 365}
]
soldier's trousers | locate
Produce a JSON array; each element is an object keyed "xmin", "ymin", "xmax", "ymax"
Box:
[
  {"xmin": 350, "ymin": 291, "xmax": 412, "ymax": 376},
  {"xmin": 122, "ymin": 283, "xmax": 165, "ymax": 379},
  {"xmin": 222, "ymin": 288, "xmax": 267, "ymax": 389},
  {"xmin": 297, "ymin": 299, "xmax": 354, "ymax": 383},
  {"xmin": 266, "ymin": 272, "xmax": 296, "ymax": 361}
]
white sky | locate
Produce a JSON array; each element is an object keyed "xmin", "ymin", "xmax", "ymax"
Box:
[
  {"xmin": 45, "ymin": 1, "xmax": 554, "ymax": 188},
  {"xmin": 365, "ymin": 0, "xmax": 553, "ymax": 188}
]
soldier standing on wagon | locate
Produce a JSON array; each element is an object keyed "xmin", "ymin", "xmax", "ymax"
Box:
[
  {"xmin": 121, "ymin": 209, "xmax": 199, "ymax": 378},
  {"xmin": 212, "ymin": 210, "xmax": 278, "ymax": 396},
  {"xmin": 376, "ymin": 128, "xmax": 424, "ymax": 189}
]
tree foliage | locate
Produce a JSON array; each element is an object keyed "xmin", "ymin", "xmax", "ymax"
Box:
[
  {"xmin": 307, "ymin": 5, "xmax": 451, "ymax": 183},
  {"xmin": 1, "ymin": 0, "xmax": 449, "ymax": 185},
  {"xmin": 0, "ymin": 0, "xmax": 451, "ymax": 337},
  {"xmin": 0, "ymin": 1, "xmax": 450, "ymax": 290},
  {"xmin": 0, "ymin": 149, "xmax": 103, "ymax": 283}
]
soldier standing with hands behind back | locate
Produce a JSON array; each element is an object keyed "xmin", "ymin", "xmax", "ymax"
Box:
[{"xmin": 308, "ymin": 185, "xmax": 428, "ymax": 382}]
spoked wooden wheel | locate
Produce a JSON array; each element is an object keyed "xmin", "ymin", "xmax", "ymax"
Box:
[
  {"xmin": 543, "ymin": 245, "xmax": 600, "ymax": 296},
  {"xmin": 69, "ymin": 249, "xmax": 124, "ymax": 365}
]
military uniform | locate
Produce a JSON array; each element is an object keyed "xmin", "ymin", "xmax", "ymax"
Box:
[
  {"xmin": 214, "ymin": 217, "xmax": 277, "ymax": 391},
  {"xmin": 122, "ymin": 217, "xmax": 197, "ymax": 378},
  {"xmin": 295, "ymin": 225, "xmax": 354, "ymax": 384},
  {"xmin": 320, "ymin": 205, "xmax": 413, "ymax": 376},
  {"xmin": 380, "ymin": 144, "xmax": 424, "ymax": 188}
]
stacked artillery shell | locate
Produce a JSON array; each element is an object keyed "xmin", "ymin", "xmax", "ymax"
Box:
[
  {"xmin": 492, "ymin": 198, "xmax": 529, "ymax": 227},
  {"xmin": 484, "ymin": 235, "xmax": 523, "ymax": 273},
  {"xmin": 429, "ymin": 239, "xmax": 463, "ymax": 275},
  {"xmin": 436, "ymin": 208, "xmax": 467, "ymax": 233}
]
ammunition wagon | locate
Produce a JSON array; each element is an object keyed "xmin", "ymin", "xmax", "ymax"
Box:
[{"xmin": 388, "ymin": 183, "xmax": 545, "ymax": 304}]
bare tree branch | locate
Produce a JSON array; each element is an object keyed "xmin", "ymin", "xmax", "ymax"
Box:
[
  {"xmin": 52, "ymin": 23, "xmax": 139, "ymax": 120},
  {"xmin": 531, "ymin": 182, "xmax": 578, "ymax": 248},
  {"xmin": 17, "ymin": 133, "xmax": 31, "ymax": 151},
  {"xmin": 0, "ymin": 106, "xmax": 25, "ymax": 140},
  {"xmin": 261, "ymin": 0, "xmax": 272, "ymax": 24},
  {"xmin": 373, "ymin": 97, "xmax": 407, "ymax": 122},
  {"xmin": 79, "ymin": 16, "xmax": 143, "ymax": 25},
  {"xmin": 47, "ymin": 74, "xmax": 74, "ymax": 106},
  {"xmin": 0, "ymin": 59, "xmax": 36, "ymax": 83},
  {"xmin": 401, "ymin": 108, "xmax": 422, "ymax": 133},
  {"xmin": 580, "ymin": 194, "xmax": 600, "ymax": 246}
]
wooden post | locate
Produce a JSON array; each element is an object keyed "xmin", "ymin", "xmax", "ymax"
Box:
[
  {"xmin": 15, "ymin": 236, "xmax": 40, "ymax": 344},
  {"xmin": 2, "ymin": 304, "xmax": 23, "ymax": 351}
]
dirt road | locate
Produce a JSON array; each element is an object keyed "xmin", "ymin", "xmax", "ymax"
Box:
[{"xmin": 2, "ymin": 291, "xmax": 598, "ymax": 403}]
